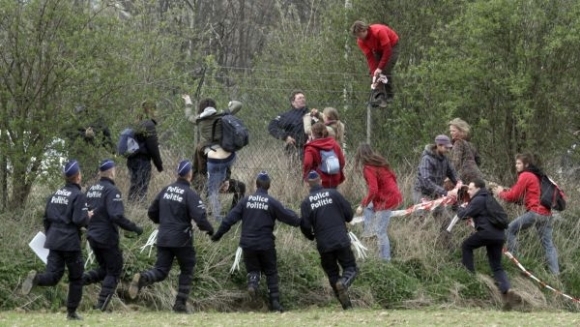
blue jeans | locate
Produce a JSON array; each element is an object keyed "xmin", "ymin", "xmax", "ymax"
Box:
[
  {"xmin": 363, "ymin": 204, "xmax": 393, "ymax": 261},
  {"xmin": 507, "ymin": 211, "xmax": 559, "ymax": 275},
  {"xmin": 207, "ymin": 153, "xmax": 236, "ymax": 222}
]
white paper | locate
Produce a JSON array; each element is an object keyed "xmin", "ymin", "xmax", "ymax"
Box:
[{"xmin": 29, "ymin": 231, "xmax": 49, "ymax": 264}]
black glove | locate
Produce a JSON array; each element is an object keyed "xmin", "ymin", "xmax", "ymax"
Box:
[
  {"xmin": 134, "ymin": 226, "xmax": 144, "ymax": 236},
  {"xmin": 206, "ymin": 229, "xmax": 214, "ymax": 237},
  {"xmin": 210, "ymin": 234, "xmax": 221, "ymax": 242}
]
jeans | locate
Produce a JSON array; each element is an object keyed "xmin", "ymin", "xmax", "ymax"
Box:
[
  {"xmin": 507, "ymin": 211, "xmax": 559, "ymax": 275},
  {"xmin": 363, "ymin": 204, "xmax": 393, "ymax": 261},
  {"xmin": 462, "ymin": 231, "xmax": 510, "ymax": 293},
  {"xmin": 207, "ymin": 153, "xmax": 236, "ymax": 222}
]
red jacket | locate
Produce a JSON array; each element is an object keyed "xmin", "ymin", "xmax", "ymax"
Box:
[
  {"xmin": 356, "ymin": 24, "xmax": 399, "ymax": 74},
  {"xmin": 361, "ymin": 165, "xmax": 402, "ymax": 211},
  {"xmin": 499, "ymin": 171, "xmax": 550, "ymax": 215},
  {"xmin": 303, "ymin": 137, "xmax": 345, "ymax": 188}
]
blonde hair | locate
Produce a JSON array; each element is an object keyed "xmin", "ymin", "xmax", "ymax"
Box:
[
  {"xmin": 323, "ymin": 107, "xmax": 339, "ymax": 121},
  {"xmin": 448, "ymin": 118, "xmax": 470, "ymax": 137}
]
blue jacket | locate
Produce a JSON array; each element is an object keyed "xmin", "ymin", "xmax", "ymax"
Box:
[
  {"xmin": 148, "ymin": 179, "xmax": 213, "ymax": 247},
  {"xmin": 268, "ymin": 107, "xmax": 309, "ymax": 149},
  {"xmin": 86, "ymin": 177, "xmax": 140, "ymax": 247},
  {"xmin": 43, "ymin": 182, "xmax": 89, "ymax": 251},
  {"xmin": 214, "ymin": 188, "xmax": 300, "ymax": 250},
  {"xmin": 300, "ymin": 185, "xmax": 353, "ymax": 253}
]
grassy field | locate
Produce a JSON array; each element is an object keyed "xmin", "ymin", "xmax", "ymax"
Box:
[{"xmin": 1, "ymin": 308, "xmax": 579, "ymax": 327}]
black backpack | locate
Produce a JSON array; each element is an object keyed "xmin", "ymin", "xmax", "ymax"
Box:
[
  {"xmin": 212, "ymin": 114, "xmax": 249, "ymax": 152},
  {"xmin": 539, "ymin": 175, "xmax": 566, "ymax": 211},
  {"xmin": 484, "ymin": 194, "xmax": 509, "ymax": 230}
]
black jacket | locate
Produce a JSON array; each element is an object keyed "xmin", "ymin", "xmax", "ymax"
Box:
[
  {"xmin": 457, "ymin": 188, "xmax": 505, "ymax": 238},
  {"xmin": 148, "ymin": 179, "xmax": 214, "ymax": 247},
  {"xmin": 214, "ymin": 188, "xmax": 300, "ymax": 250},
  {"xmin": 133, "ymin": 118, "xmax": 163, "ymax": 172},
  {"xmin": 86, "ymin": 177, "xmax": 140, "ymax": 247},
  {"xmin": 268, "ymin": 107, "xmax": 309, "ymax": 149},
  {"xmin": 43, "ymin": 182, "xmax": 89, "ymax": 251},
  {"xmin": 300, "ymin": 185, "xmax": 353, "ymax": 253}
]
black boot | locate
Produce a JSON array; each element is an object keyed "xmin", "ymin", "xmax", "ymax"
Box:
[
  {"xmin": 94, "ymin": 293, "xmax": 113, "ymax": 312},
  {"xmin": 67, "ymin": 311, "xmax": 83, "ymax": 320},
  {"xmin": 173, "ymin": 300, "xmax": 191, "ymax": 314},
  {"xmin": 334, "ymin": 268, "xmax": 357, "ymax": 310},
  {"xmin": 21, "ymin": 270, "xmax": 37, "ymax": 295},
  {"xmin": 247, "ymin": 272, "xmax": 260, "ymax": 299},
  {"xmin": 269, "ymin": 293, "xmax": 284, "ymax": 313}
]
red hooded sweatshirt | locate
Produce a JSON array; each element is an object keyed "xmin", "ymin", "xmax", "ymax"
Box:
[
  {"xmin": 303, "ymin": 137, "xmax": 345, "ymax": 188},
  {"xmin": 356, "ymin": 24, "xmax": 399, "ymax": 74},
  {"xmin": 361, "ymin": 165, "xmax": 402, "ymax": 211},
  {"xmin": 499, "ymin": 171, "xmax": 550, "ymax": 215}
]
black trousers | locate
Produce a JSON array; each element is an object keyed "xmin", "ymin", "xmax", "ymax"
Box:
[
  {"xmin": 243, "ymin": 248, "xmax": 279, "ymax": 295},
  {"xmin": 127, "ymin": 156, "xmax": 152, "ymax": 203},
  {"xmin": 462, "ymin": 231, "xmax": 511, "ymax": 293},
  {"xmin": 83, "ymin": 240, "xmax": 124, "ymax": 303},
  {"xmin": 373, "ymin": 43, "xmax": 400, "ymax": 99},
  {"xmin": 319, "ymin": 246, "xmax": 357, "ymax": 288},
  {"xmin": 141, "ymin": 246, "xmax": 196, "ymax": 303},
  {"xmin": 36, "ymin": 250, "xmax": 84, "ymax": 311}
]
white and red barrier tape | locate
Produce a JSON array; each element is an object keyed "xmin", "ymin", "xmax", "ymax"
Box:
[{"xmin": 503, "ymin": 249, "xmax": 580, "ymax": 303}]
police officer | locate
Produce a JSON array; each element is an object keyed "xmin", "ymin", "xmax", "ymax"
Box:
[
  {"xmin": 82, "ymin": 159, "xmax": 143, "ymax": 311},
  {"xmin": 211, "ymin": 171, "xmax": 300, "ymax": 312},
  {"xmin": 300, "ymin": 171, "xmax": 358, "ymax": 310},
  {"xmin": 21, "ymin": 160, "xmax": 91, "ymax": 321},
  {"xmin": 128, "ymin": 160, "xmax": 214, "ymax": 313}
]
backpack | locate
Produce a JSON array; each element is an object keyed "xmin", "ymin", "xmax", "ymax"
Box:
[
  {"xmin": 539, "ymin": 175, "xmax": 566, "ymax": 211},
  {"xmin": 484, "ymin": 194, "xmax": 509, "ymax": 230},
  {"xmin": 212, "ymin": 114, "xmax": 249, "ymax": 152},
  {"xmin": 117, "ymin": 128, "xmax": 141, "ymax": 158},
  {"xmin": 319, "ymin": 149, "xmax": 340, "ymax": 175}
]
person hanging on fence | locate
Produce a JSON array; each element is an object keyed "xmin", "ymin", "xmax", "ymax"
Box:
[
  {"xmin": 191, "ymin": 143, "xmax": 246, "ymax": 213},
  {"xmin": 211, "ymin": 171, "xmax": 300, "ymax": 312},
  {"xmin": 491, "ymin": 153, "xmax": 560, "ymax": 275},
  {"xmin": 127, "ymin": 100, "xmax": 164, "ymax": 204},
  {"xmin": 448, "ymin": 118, "xmax": 483, "ymax": 184},
  {"xmin": 351, "ymin": 20, "xmax": 400, "ymax": 104},
  {"xmin": 21, "ymin": 160, "xmax": 91, "ymax": 321},
  {"xmin": 128, "ymin": 160, "xmax": 214, "ymax": 313},
  {"xmin": 268, "ymin": 90, "xmax": 311, "ymax": 164},
  {"xmin": 182, "ymin": 95, "xmax": 243, "ymax": 223},
  {"xmin": 303, "ymin": 122, "xmax": 346, "ymax": 189},
  {"xmin": 300, "ymin": 171, "xmax": 357, "ymax": 310},
  {"xmin": 353, "ymin": 143, "xmax": 402, "ymax": 261},
  {"xmin": 457, "ymin": 179, "xmax": 521, "ymax": 310},
  {"xmin": 82, "ymin": 159, "xmax": 143, "ymax": 312}
]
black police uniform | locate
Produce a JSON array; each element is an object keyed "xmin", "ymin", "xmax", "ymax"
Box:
[
  {"xmin": 268, "ymin": 106, "xmax": 309, "ymax": 160},
  {"xmin": 300, "ymin": 184, "xmax": 357, "ymax": 308},
  {"xmin": 36, "ymin": 182, "xmax": 89, "ymax": 314},
  {"xmin": 212, "ymin": 188, "xmax": 300, "ymax": 309},
  {"xmin": 127, "ymin": 118, "xmax": 163, "ymax": 203},
  {"xmin": 83, "ymin": 177, "xmax": 142, "ymax": 309},
  {"xmin": 139, "ymin": 179, "xmax": 214, "ymax": 309}
]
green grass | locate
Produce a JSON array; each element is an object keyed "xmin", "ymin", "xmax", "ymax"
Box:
[{"xmin": 1, "ymin": 308, "xmax": 580, "ymax": 327}]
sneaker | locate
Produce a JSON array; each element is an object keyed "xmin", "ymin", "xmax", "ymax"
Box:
[
  {"xmin": 66, "ymin": 312, "xmax": 83, "ymax": 320},
  {"xmin": 21, "ymin": 270, "xmax": 37, "ymax": 295},
  {"xmin": 128, "ymin": 273, "xmax": 141, "ymax": 299},
  {"xmin": 335, "ymin": 279, "xmax": 353, "ymax": 310}
]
